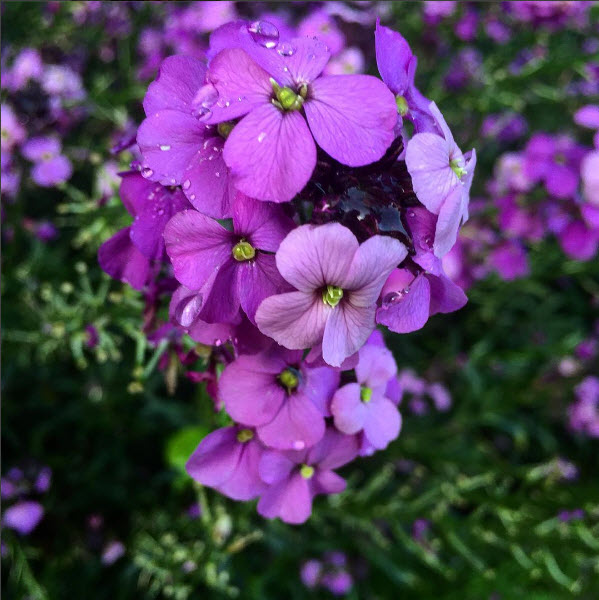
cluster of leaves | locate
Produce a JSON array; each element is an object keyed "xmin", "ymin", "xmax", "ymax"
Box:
[{"xmin": 2, "ymin": 2, "xmax": 598, "ymax": 599}]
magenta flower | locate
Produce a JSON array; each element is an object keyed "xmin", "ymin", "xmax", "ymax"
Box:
[
  {"xmin": 255, "ymin": 224, "xmax": 407, "ymax": 367},
  {"xmin": 98, "ymin": 172, "xmax": 189, "ymax": 290},
  {"xmin": 21, "ymin": 137, "xmax": 72, "ymax": 187},
  {"xmin": 257, "ymin": 427, "xmax": 359, "ymax": 524},
  {"xmin": 405, "ymin": 102, "xmax": 476, "ymax": 256},
  {"xmin": 374, "ymin": 21, "xmax": 434, "ymax": 132},
  {"xmin": 489, "ymin": 240, "xmax": 530, "ymax": 281},
  {"xmin": 581, "ymin": 150, "xmax": 599, "ymax": 206},
  {"xmin": 219, "ymin": 346, "xmax": 339, "ymax": 450},
  {"xmin": 205, "ymin": 27, "xmax": 397, "ymax": 202},
  {"xmin": 164, "ymin": 194, "xmax": 293, "ymax": 324},
  {"xmin": 137, "ymin": 55, "xmax": 237, "ymax": 218},
  {"xmin": 186, "ymin": 426, "xmax": 266, "ymax": 500},
  {"xmin": 568, "ymin": 376, "xmax": 599, "ymax": 438},
  {"xmin": 331, "ymin": 344, "xmax": 401, "ymax": 450}
]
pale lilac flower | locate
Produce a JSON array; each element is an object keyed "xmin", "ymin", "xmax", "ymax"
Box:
[
  {"xmin": 574, "ymin": 105, "xmax": 599, "ymax": 130},
  {"xmin": 406, "ymin": 102, "xmax": 476, "ymax": 256},
  {"xmin": 298, "ymin": 10, "xmax": 345, "ymax": 55},
  {"xmin": 6, "ymin": 48, "xmax": 43, "ymax": 91},
  {"xmin": 1, "ymin": 104, "xmax": 26, "ymax": 152},
  {"xmin": 489, "ymin": 240, "xmax": 530, "ymax": 281},
  {"xmin": 568, "ymin": 376, "xmax": 599, "ymax": 438},
  {"xmin": 2, "ymin": 501, "xmax": 44, "ymax": 535},
  {"xmin": 423, "ymin": 1, "xmax": 457, "ymax": 23},
  {"xmin": 331, "ymin": 343, "xmax": 401, "ymax": 450},
  {"xmin": 220, "ymin": 346, "xmax": 339, "ymax": 450},
  {"xmin": 324, "ymin": 47, "xmax": 365, "ymax": 75},
  {"xmin": 164, "ymin": 194, "xmax": 293, "ymax": 324},
  {"xmin": 300, "ymin": 560, "xmax": 322, "ymax": 588},
  {"xmin": 257, "ymin": 428, "xmax": 359, "ymax": 524},
  {"xmin": 206, "ymin": 27, "xmax": 397, "ymax": 202},
  {"xmin": 256, "ymin": 224, "xmax": 407, "ymax": 367},
  {"xmin": 581, "ymin": 150, "xmax": 599, "ymax": 206},
  {"xmin": 186, "ymin": 425, "xmax": 266, "ymax": 500},
  {"xmin": 101, "ymin": 541, "xmax": 125, "ymax": 565},
  {"xmin": 21, "ymin": 136, "xmax": 72, "ymax": 187}
]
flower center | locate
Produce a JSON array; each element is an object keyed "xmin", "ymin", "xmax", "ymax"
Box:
[
  {"xmin": 218, "ymin": 121, "xmax": 235, "ymax": 139},
  {"xmin": 236, "ymin": 429, "xmax": 254, "ymax": 443},
  {"xmin": 360, "ymin": 386, "xmax": 373, "ymax": 403},
  {"xmin": 232, "ymin": 240, "xmax": 255, "ymax": 261},
  {"xmin": 450, "ymin": 158, "xmax": 467, "ymax": 180},
  {"xmin": 279, "ymin": 368, "xmax": 299, "ymax": 392},
  {"xmin": 395, "ymin": 95, "xmax": 409, "ymax": 116},
  {"xmin": 42, "ymin": 151, "xmax": 54, "ymax": 161},
  {"xmin": 300, "ymin": 464, "xmax": 314, "ymax": 479},
  {"xmin": 322, "ymin": 285, "xmax": 343, "ymax": 307},
  {"xmin": 270, "ymin": 78, "xmax": 307, "ymax": 112}
]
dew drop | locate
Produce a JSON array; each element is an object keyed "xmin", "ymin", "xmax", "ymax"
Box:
[
  {"xmin": 190, "ymin": 194, "xmax": 196, "ymax": 201},
  {"xmin": 159, "ymin": 144, "xmax": 171, "ymax": 151},
  {"xmin": 257, "ymin": 132, "xmax": 267, "ymax": 143},
  {"xmin": 215, "ymin": 172, "xmax": 220, "ymax": 178},
  {"xmin": 182, "ymin": 179, "xmax": 191, "ymax": 190},
  {"xmin": 247, "ymin": 20, "xmax": 279, "ymax": 49},
  {"xmin": 141, "ymin": 167, "xmax": 154, "ymax": 178},
  {"xmin": 214, "ymin": 338, "xmax": 222, "ymax": 347},
  {"xmin": 276, "ymin": 42, "xmax": 295, "ymax": 57},
  {"xmin": 293, "ymin": 440, "xmax": 305, "ymax": 450},
  {"xmin": 192, "ymin": 83, "xmax": 219, "ymax": 120}
]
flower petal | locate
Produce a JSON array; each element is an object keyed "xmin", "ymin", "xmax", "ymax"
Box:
[
  {"xmin": 257, "ymin": 473, "xmax": 313, "ymax": 524},
  {"xmin": 256, "ymin": 291, "xmax": 331, "ymax": 350},
  {"xmin": 304, "ymin": 74, "xmax": 396, "ymax": 166},
  {"xmin": 218, "ymin": 439, "xmax": 266, "ymax": 501},
  {"xmin": 363, "ymin": 398, "xmax": 401, "ymax": 449},
  {"xmin": 356, "ymin": 344, "xmax": 397, "ymax": 388},
  {"xmin": 322, "ymin": 302, "xmax": 376, "ymax": 367},
  {"xmin": 259, "ymin": 449, "xmax": 297, "ymax": 485},
  {"xmin": 330, "ymin": 383, "xmax": 366, "ymax": 434},
  {"xmin": 308, "ymin": 427, "xmax": 359, "ymax": 470},
  {"xmin": 164, "ymin": 209, "xmax": 233, "ymax": 290},
  {"xmin": 223, "ymin": 103, "xmax": 316, "ymax": 202}
]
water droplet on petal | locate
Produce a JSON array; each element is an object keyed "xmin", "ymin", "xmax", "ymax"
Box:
[
  {"xmin": 141, "ymin": 167, "xmax": 154, "ymax": 178},
  {"xmin": 247, "ymin": 20, "xmax": 279, "ymax": 49},
  {"xmin": 257, "ymin": 132, "xmax": 266, "ymax": 143},
  {"xmin": 182, "ymin": 179, "xmax": 191, "ymax": 190},
  {"xmin": 192, "ymin": 83, "xmax": 219, "ymax": 120},
  {"xmin": 190, "ymin": 194, "xmax": 196, "ymax": 201},
  {"xmin": 293, "ymin": 440, "xmax": 305, "ymax": 450},
  {"xmin": 159, "ymin": 144, "xmax": 171, "ymax": 151},
  {"xmin": 214, "ymin": 338, "xmax": 222, "ymax": 347},
  {"xmin": 277, "ymin": 42, "xmax": 295, "ymax": 57},
  {"xmin": 215, "ymin": 172, "xmax": 220, "ymax": 178}
]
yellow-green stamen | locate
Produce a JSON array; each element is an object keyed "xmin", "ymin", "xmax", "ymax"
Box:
[
  {"xmin": 218, "ymin": 121, "xmax": 235, "ymax": 139},
  {"xmin": 279, "ymin": 368, "xmax": 299, "ymax": 392},
  {"xmin": 232, "ymin": 240, "xmax": 256, "ymax": 261},
  {"xmin": 237, "ymin": 429, "xmax": 254, "ymax": 443},
  {"xmin": 360, "ymin": 386, "xmax": 373, "ymax": 403},
  {"xmin": 450, "ymin": 158, "xmax": 467, "ymax": 179},
  {"xmin": 270, "ymin": 78, "xmax": 306, "ymax": 112},
  {"xmin": 395, "ymin": 95, "xmax": 409, "ymax": 116},
  {"xmin": 300, "ymin": 464, "xmax": 314, "ymax": 479},
  {"xmin": 322, "ymin": 285, "xmax": 343, "ymax": 307}
]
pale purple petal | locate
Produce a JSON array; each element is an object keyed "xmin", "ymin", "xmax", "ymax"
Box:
[
  {"xmin": 258, "ymin": 449, "xmax": 297, "ymax": 484},
  {"xmin": 196, "ymin": 258, "xmax": 240, "ymax": 323},
  {"xmin": 257, "ymin": 472, "xmax": 313, "ymax": 524},
  {"xmin": 98, "ymin": 227, "xmax": 150, "ymax": 291},
  {"xmin": 31, "ymin": 155, "xmax": 72, "ymax": 186},
  {"xmin": 137, "ymin": 110, "xmax": 207, "ymax": 186},
  {"xmin": 363, "ymin": 398, "xmax": 401, "ymax": 449},
  {"xmin": 186, "ymin": 427, "xmax": 241, "ymax": 488},
  {"xmin": 164, "ymin": 210, "xmax": 233, "ymax": 289},
  {"xmin": 218, "ymin": 439, "xmax": 266, "ymax": 500},
  {"xmin": 322, "ymin": 302, "xmax": 376, "ymax": 367},
  {"xmin": 308, "ymin": 428, "xmax": 359, "ymax": 470},
  {"xmin": 343, "ymin": 235, "xmax": 408, "ymax": 306},
  {"xmin": 574, "ymin": 105, "xmax": 599, "ymax": 129},
  {"xmin": 276, "ymin": 224, "xmax": 359, "ymax": 292},
  {"xmin": 304, "ymin": 75, "xmax": 397, "ymax": 167},
  {"xmin": 313, "ymin": 470, "xmax": 346, "ymax": 495},
  {"xmin": 233, "ymin": 194, "xmax": 294, "ymax": 251},
  {"xmin": 182, "ymin": 135, "xmax": 234, "ymax": 219},
  {"xmin": 3, "ymin": 501, "xmax": 44, "ymax": 535},
  {"xmin": 21, "ymin": 136, "xmax": 60, "ymax": 161},
  {"xmin": 302, "ymin": 365, "xmax": 340, "ymax": 417},
  {"xmin": 428, "ymin": 273, "xmax": 467, "ymax": 315},
  {"xmin": 143, "ymin": 55, "xmax": 207, "ymax": 116},
  {"xmin": 257, "ymin": 391, "xmax": 326, "ymax": 450},
  {"xmin": 331, "ymin": 383, "xmax": 366, "ymax": 434},
  {"xmin": 223, "ymin": 103, "xmax": 316, "ymax": 202},
  {"xmin": 356, "ymin": 344, "xmax": 397, "ymax": 388},
  {"xmin": 220, "ymin": 354, "xmax": 286, "ymax": 426},
  {"xmin": 376, "ymin": 273, "xmax": 431, "ymax": 334},
  {"xmin": 433, "ymin": 185, "xmax": 464, "ymax": 257},
  {"xmin": 256, "ymin": 291, "xmax": 331, "ymax": 349},
  {"xmin": 375, "ymin": 20, "xmax": 412, "ymax": 94}
]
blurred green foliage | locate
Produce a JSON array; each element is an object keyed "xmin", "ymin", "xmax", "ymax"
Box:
[{"xmin": 2, "ymin": 2, "xmax": 599, "ymax": 599}]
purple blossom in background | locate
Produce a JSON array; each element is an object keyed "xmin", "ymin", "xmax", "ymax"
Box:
[
  {"xmin": 21, "ymin": 136, "xmax": 72, "ymax": 187},
  {"xmin": 489, "ymin": 240, "xmax": 530, "ymax": 281},
  {"xmin": 186, "ymin": 425, "xmax": 266, "ymax": 501},
  {"xmin": 1, "ymin": 103, "xmax": 26, "ymax": 152},
  {"xmin": 331, "ymin": 343, "xmax": 401, "ymax": 450},
  {"xmin": 568, "ymin": 376, "xmax": 599, "ymax": 438},
  {"xmin": 2, "ymin": 501, "xmax": 44, "ymax": 535},
  {"xmin": 164, "ymin": 194, "xmax": 293, "ymax": 324},
  {"xmin": 256, "ymin": 224, "xmax": 407, "ymax": 367},
  {"xmin": 101, "ymin": 540, "xmax": 125, "ymax": 565},
  {"xmin": 220, "ymin": 346, "xmax": 339, "ymax": 450},
  {"xmin": 258, "ymin": 427, "xmax": 358, "ymax": 524},
  {"xmin": 205, "ymin": 24, "xmax": 397, "ymax": 201}
]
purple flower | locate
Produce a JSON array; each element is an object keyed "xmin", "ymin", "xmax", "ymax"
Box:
[
  {"xmin": 21, "ymin": 137, "xmax": 72, "ymax": 187},
  {"xmin": 321, "ymin": 571, "xmax": 353, "ymax": 596},
  {"xmin": 324, "ymin": 47, "xmax": 365, "ymax": 76},
  {"xmin": 300, "ymin": 559, "xmax": 322, "ymax": 588},
  {"xmin": 164, "ymin": 194, "xmax": 293, "ymax": 324},
  {"xmin": 256, "ymin": 224, "xmax": 407, "ymax": 367},
  {"xmin": 298, "ymin": 10, "xmax": 345, "ymax": 55},
  {"xmin": 568, "ymin": 376, "xmax": 599, "ymax": 438},
  {"xmin": 2, "ymin": 501, "xmax": 44, "ymax": 535},
  {"xmin": 220, "ymin": 346, "xmax": 339, "ymax": 450},
  {"xmin": 1, "ymin": 104, "xmax": 26, "ymax": 152},
  {"xmin": 581, "ymin": 150, "xmax": 599, "ymax": 206},
  {"xmin": 35, "ymin": 221, "xmax": 59, "ymax": 243},
  {"xmin": 574, "ymin": 105, "xmax": 599, "ymax": 130},
  {"xmin": 137, "ymin": 55, "xmax": 237, "ymax": 219},
  {"xmin": 186, "ymin": 425, "xmax": 266, "ymax": 500},
  {"xmin": 406, "ymin": 102, "xmax": 476, "ymax": 256},
  {"xmin": 99, "ymin": 173, "xmax": 189, "ymax": 290},
  {"xmin": 375, "ymin": 21, "xmax": 434, "ymax": 132},
  {"xmin": 331, "ymin": 343, "xmax": 401, "ymax": 450},
  {"xmin": 34, "ymin": 467, "xmax": 52, "ymax": 493},
  {"xmin": 489, "ymin": 240, "xmax": 530, "ymax": 281},
  {"xmin": 101, "ymin": 541, "xmax": 125, "ymax": 565},
  {"xmin": 558, "ymin": 221, "xmax": 599, "ymax": 261},
  {"xmin": 257, "ymin": 427, "xmax": 359, "ymax": 524},
  {"xmin": 6, "ymin": 48, "xmax": 43, "ymax": 91},
  {"xmin": 205, "ymin": 26, "xmax": 397, "ymax": 202}
]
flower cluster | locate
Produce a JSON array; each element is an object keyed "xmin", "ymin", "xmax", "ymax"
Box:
[
  {"xmin": 99, "ymin": 18, "xmax": 475, "ymax": 523},
  {"xmin": 1, "ymin": 47, "xmax": 86, "ymax": 200},
  {"xmin": 568, "ymin": 376, "xmax": 599, "ymax": 438},
  {"xmin": 300, "ymin": 551, "xmax": 353, "ymax": 596}
]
